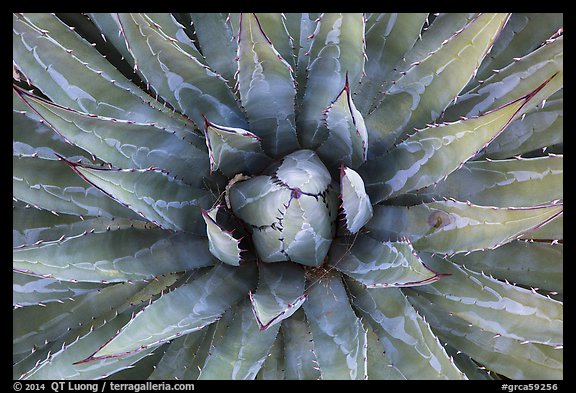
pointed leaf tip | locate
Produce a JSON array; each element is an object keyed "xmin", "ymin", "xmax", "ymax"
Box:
[
  {"xmin": 203, "ymin": 117, "xmax": 269, "ymax": 177},
  {"xmin": 249, "ymin": 262, "xmax": 306, "ymax": 330},
  {"xmin": 340, "ymin": 166, "xmax": 373, "ymax": 233},
  {"xmin": 201, "ymin": 206, "xmax": 243, "ymax": 266}
]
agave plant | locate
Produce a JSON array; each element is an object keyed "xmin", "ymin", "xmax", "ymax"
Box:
[{"xmin": 13, "ymin": 13, "xmax": 563, "ymax": 380}]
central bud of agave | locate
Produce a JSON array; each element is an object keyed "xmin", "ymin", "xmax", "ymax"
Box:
[{"xmin": 228, "ymin": 150, "xmax": 338, "ymax": 267}]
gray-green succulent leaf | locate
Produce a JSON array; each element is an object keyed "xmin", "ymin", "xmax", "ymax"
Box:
[{"xmin": 13, "ymin": 12, "xmax": 563, "ymax": 380}]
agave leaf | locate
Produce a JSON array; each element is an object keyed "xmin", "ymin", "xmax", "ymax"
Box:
[
  {"xmin": 316, "ymin": 78, "xmax": 368, "ymax": 169},
  {"xmin": 198, "ymin": 299, "xmax": 280, "ymax": 379},
  {"xmin": 362, "ymin": 67, "xmax": 553, "ymax": 203},
  {"xmin": 471, "ymin": 13, "xmax": 563, "ymax": 89},
  {"xmin": 346, "ymin": 279, "xmax": 466, "ymax": 379},
  {"xmin": 228, "ymin": 175, "xmax": 291, "ymax": 227},
  {"xmin": 366, "ymin": 200, "xmax": 563, "ymax": 255},
  {"xmin": 237, "ymin": 13, "xmax": 300, "ymax": 158},
  {"xmin": 364, "ymin": 321, "xmax": 406, "ymax": 379},
  {"xmin": 256, "ymin": 13, "xmax": 296, "ymax": 69},
  {"xmin": 201, "ymin": 206, "xmax": 242, "ymax": 266},
  {"xmin": 13, "ymin": 13, "xmax": 192, "ymax": 132},
  {"xmin": 282, "ymin": 13, "xmax": 305, "ymax": 63},
  {"xmin": 443, "ymin": 35, "xmax": 563, "ymax": 121},
  {"xmin": 13, "ymin": 155, "xmax": 140, "ymax": 219},
  {"xmin": 274, "ymin": 193, "xmax": 336, "ymax": 266},
  {"xmin": 84, "ymin": 13, "xmax": 137, "ymax": 71},
  {"xmin": 481, "ymin": 90, "xmax": 563, "ymax": 159},
  {"xmin": 355, "ymin": 13, "xmax": 429, "ymax": 114},
  {"xmin": 15, "ymin": 86, "xmax": 211, "ymax": 188},
  {"xmin": 189, "ymin": 13, "xmax": 237, "ymax": 86},
  {"xmin": 15, "ymin": 271, "xmax": 182, "ymax": 379},
  {"xmin": 419, "ymin": 155, "xmax": 563, "ymax": 207},
  {"xmin": 281, "ymin": 308, "xmax": 321, "ymax": 380},
  {"xmin": 68, "ymin": 161, "xmax": 214, "ymax": 234},
  {"xmin": 339, "ymin": 166, "xmax": 373, "ymax": 233},
  {"xmin": 303, "ymin": 273, "xmax": 367, "ymax": 380},
  {"xmin": 521, "ymin": 214, "xmax": 563, "ymax": 241},
  {"xmin": 365, "ymin": 13, "xmax": 510, "ymax": 154},
  {"xmin": 13, "ymin": 280, "xmax": 147, "ymax": 358},
  {"xmin": 148, "ymin": 325, "xmax": 214, "ymax": 380},
  {"xmin": 250, "ymin": 227, "xmax": 288, "ymax": 263},
  {"xmin": 228, "ymin": 175, "xmax": 291, "ymax": 228},
  {"xmin": 203, "ymin": 116, "xmax": 270, "ymax": 177},
  {"xmin": 397, "ymin": 13, "xmax": 478, "ymax": 76},
  {"xmin": 256, "ymin": 331, "xmax": 285, "ymax": 380},
  {"xmin": 293, "ymin": 13, "xmax": 321, "ymax": 108},
  {"xmin": 20, "ymin": 311, "xmax": 156, "ymax": 380},
  {"xmin": 250, "ymin": 262, "xmax": 306, "ymax": 330},
  {"xmin": 13, "ymin": 90, "xmax": 92, "ymax": 161},
  {"xmin": 275, "ymin": 149, "xmax": 332, "ymax": 194},
  {"xmin": 328, "ymin": 235, "xmax": 443, "ymax": 288},
  {"xmin": 13, "ymin": 207, "xmax": 150, "ymax": 249},
  {"xmin": 415, "ymin": 255, "xmax": 562, "ymax": 345},
  {"xmin": 78, "ymin": 262, "xmax": 256, "ymax": 363},
  {"xmin": 106, "ymin": 348, "xmax": 166, "ymax": 380},
  {"xmin": 407, "ymin": 289, "xmax": 563, "ymax": 379},
  {"xmin": 298, "ymin": 13, "xmax": 365, "ymax": 149},
  {"xmin": 14, "ymin": 227, "xmax": 213, "ymax": 283},
  {"xmin": 445, "ymin": 345, "xmax": 498, "ymax": 380},
  {"xmin": 230, "ymin": 153, "xmax": 337, "ymax": 266},
  {"xmin": 142, "ymin": 13, "xmax": 205, "ymax": 62},
  {"xmin": 115, "ymin": 13, "xmax": 246, "ymax": 129},
  {"xmin": 450, "ymin": 240, "xmax": 563, "ymax": 294},
  {"xmin": 13, "ymin": 272, "xmax": 102, "ymax": 307}
]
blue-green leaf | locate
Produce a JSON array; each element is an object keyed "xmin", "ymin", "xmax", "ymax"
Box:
[
  {"xmin": 148, "ymin": 326, "xmax": 214, "ymax": 380},
  {"xmin": 115, "ymin": 13, "xmax": 246, "ymax": 129},
  {"xmin": 256, "ymin": 13, "xmax": 296, "ymax": 69},
  {"xmin": 198, "ymin": 299, "xmax": 280, "ymax": 379},
  {"xmin": 69, "ymin": 161, "xmax": 214, "ymax": 234},
  {"xmin": 414, "ymin": 255, "xmax": 562, "ymax": 346},
  {"xmin": 190, "ymin": 13, "xmax": 237, "ymax": 86},
  {"xmin": 15, "ymin": 86, "xmax": 210, "ymax": 188},
  {"xmin": 298, "ymin": 13, "xmax": 365, "ymax": 149},
  {"xmin": 13, "ymin": 272, "xmax": 101, "ymax": 307},
  {"xmin": 303, "ymin": 273, "xmax": 367, "ymax": 380},
  {"xmin": 471, "ymin": 13, "xmax": 563, "ymax": 90},
  {"xmin": 281, "ymin": 308, "xmax": 321, "ymax": 380},
  {"xmin": 13, "ymin": 13, "xmax": 192, "ymax": 133},
  {"xmin": 14, "ymin": 226, "xmax": 213, "ymax": 283},
  {"xmin": 419, "ymin": 155, "xmax": 563, "ymax": 207},
  {"xmin": 362, "ymin": 73, "xmax": 548, "ymax": 203},
  {"xmin": 13, "ymin": 155, "xmax": 139, "ymax": 219},
  {"xmin": 407, "ymin": 288, "xmax": 562, "ymax": 379},
  {"xmin": 237, "ymin": 13, "xmax": 300, "ymax": 157},
  {"xmin": 203, "ymin": 116, "xmax": 270, "ymax": 177},
  {"xmin": 365, "ymin": 13, "xmax": 510, "ymax": 155},
  {"xmin": 339, "ymin": 166, "xmax": 372, "ymax": 233},
  {"xmin": 78, "ymin": 262, "xmax": 256, "ymax": 362},
  {"xmin": 444, "ymin": 35, "xmax": 563, "ymax": 121},
  {"xmin": 366, "ymin": 200, "xmax": 563, "ymax": 255},
  {"xmin": 347, "ymin": 280, "xmax": 466, "ymax": 379},
  {"xmin": 316, "ymin": 78, "xmax": 368, "ymax": 169},
  {"xmin": 481, "ymin": 90, "xmax": 563, "ymax": 159},
  {"xmin": 329, "ymin": 235, "xmax": 443, "ymax": 287},
  {"xmin": 450, "ymin": 239, "xmax": 563, "ymax": 295},
  {"xmin": 257, "ymin": 331, "xmax": 285, "ymax": 380},
  {"xmin": 250, "ymin": 262, "xmax": 306, "ymax": 330},
  {"xmin": 14, "ymin": 280, "xmax": 147, "ymax": 358},
  {"xmin": 356, "ymin": 13, "xmax": 428, "ymax": 114},
  {"xmin": 364, "ymin": 321, "xmax": 406, "ymax": 379},
  {"xmin": 202, "ymin": 206, "xmax": 243, "ymax": 266}
]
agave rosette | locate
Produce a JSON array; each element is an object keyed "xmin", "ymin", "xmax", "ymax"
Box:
[{"xmin": 13, "ymin": 13, "xmax": 563, "ymax": 380}]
